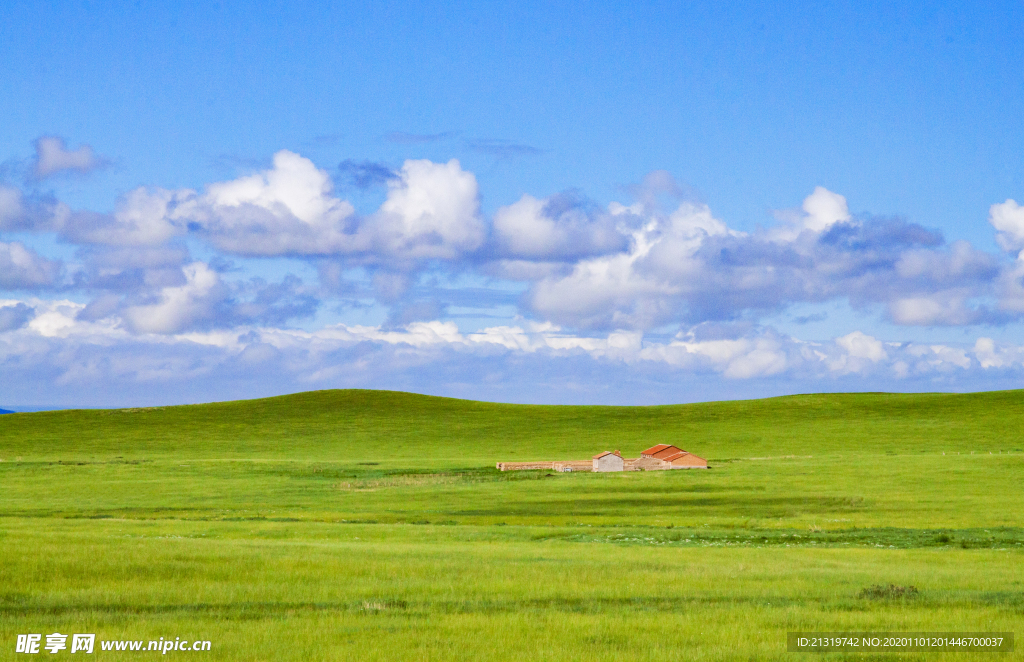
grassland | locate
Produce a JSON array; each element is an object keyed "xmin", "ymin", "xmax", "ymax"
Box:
[{"xmin": 1, "ymin": 389, "xmax": 1022, "ymax": 660}]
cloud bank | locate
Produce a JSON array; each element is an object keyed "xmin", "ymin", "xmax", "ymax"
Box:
[
  {"xmin": 3, "ymin": 297, "xmax": 1024, "ymax": 406},
  {"xmin": 3, "ymin": 141, "xmax": 1024, "ymax": 405}
]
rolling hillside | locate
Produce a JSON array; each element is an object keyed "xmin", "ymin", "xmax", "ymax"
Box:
[
  {"xmin": 3, "ymin": 388, "xmax": 1024, "ymax": 463},
  {"xmin": 2, "ymin": 389, "xmax": 1022, "ymax": 661}
]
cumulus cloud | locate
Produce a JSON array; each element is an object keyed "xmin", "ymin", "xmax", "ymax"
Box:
[
  {"xmin": 122, "ymin": 262, "xmax": 226, "ymax": 334},
  {"xmin": 996, "ymin": 260, "xmax": 1024, "ymax": 313},
  {"xmin": 3, "ymin": 151, "xmax": 1023, "ymax": 339},
  {"xmin": 0, "ymin": 185, "xmax": 71, "ymax": 234},
  {"xmin": 978, "ymin": 201, "xmax": 1024, "ymax": 314},
  {"xmin": 524, "ymin": 186, "xmax": 1003, "ymax": 330},
  {"xmin": 767, "ymin": 186, "xmax": 850, "ymax": 240},
  {"xmin": 525, "ymin": 198, "xmax": 734, "ymax": 329},
  {"xmin": 183, "ymin": 150, "xmax": 359, "ymax": 256},
  {"xmin": 32, "ymin": 136, "xmax": 109, "ymax": 179},
  {"xmin": 76, "ymin": 245, "xmax": 194, "ymax": 292},
  {"xmin": 637, "ymin": 331, "xmax": 791, "ymax": 379},
  {"xmin": 800, "ymin": 186, "xmax": 851, "ymax": 232},
  {"xmin": 989, "ymin": 199, "xmax": 1024, "ymax": 255},
  {"xmin": 0, "ymin": 242, "xmax": 62, "ymax": 289},
  {"xmin": 492, "ymin": 191, "xmax": 628, "ymax": 260},
  {"xmin": 50, "ymin": 152, "xmax": 486, "ymax": 266},
  {"xmin": 372, "ymin": 158, "xmax": 484, "ymax": 260},
  {"xmin": 836, "ymin": 331, "xmax": 886, "ymax": 361},
  {"xmin": 55, "ymin": 254, "xmax": 317, "ymax": 335},
  {"xmin": 970, "ymin": 337, "xmax": 1024, "ymax": 370},
  {"xmin": 13, "ymin": 146, "xmax": 1024, "ymax": 405},
  {"xmin": 0, "ymin": 302, "xmax": 34, "ymax": 331},
  {"xmin": 230, "ymin": 275, "xmax": 319, "ymax": 328},
  {"xmin": 829, "ymin": 330, "xmax": 887, "ymax": 374},
  {"xmin": 0, "ymin": 185, "xmax": 24, "ymax": 224},
  {"xmin": 7, "ymin": 151, "xmax": 358, "ymax": 254},
  {"xmin": 66, "ymin": 187, "xmax": 190, "ymax": 246}
]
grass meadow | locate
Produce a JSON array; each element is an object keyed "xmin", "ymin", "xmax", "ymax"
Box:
[{"xmin": 1, "ymin": 389, "xmax": 1022, "ymax": 660}]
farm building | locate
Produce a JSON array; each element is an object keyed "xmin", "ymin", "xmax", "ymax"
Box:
[
  {"xmin": 633, "ymin": 444, "xmax": 707, "ymax": 469},
  {"xmin": 592, "ymin": 450, "xmax": 624, "ymax": 472},
  {"xmin": 496, "ymin": 445, "xmax": 707, "ymax": 472}
]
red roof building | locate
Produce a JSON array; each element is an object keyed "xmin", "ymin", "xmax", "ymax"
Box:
[{"xmin": 638, "ymin": 444, "xmax": 707, "ymax": 469}]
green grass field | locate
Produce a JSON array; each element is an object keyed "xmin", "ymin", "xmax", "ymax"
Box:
[{"xmin": 1, "ymin": 389, "xmax": 1022, "ymax": 660}]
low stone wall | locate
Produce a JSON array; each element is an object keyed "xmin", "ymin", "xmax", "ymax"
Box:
[
  {"xmin": 496, "ymin": 460, "xmax": 596, "ymax": 472},
  {"xmin": 627, "ymin": 456, "xmax": 668, "ymax": 471},
  {"xmin": 496, "ymin": 461, "xmax": 555, "ymax": 471},
  {"xmin": 552, "ymin": 461, "xmax": 593, "ymax": 472}
]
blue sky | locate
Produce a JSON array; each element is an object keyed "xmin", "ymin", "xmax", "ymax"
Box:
[{"xmin": 2, "ymin": 0, "xmax": 1024, "ymax": 407}]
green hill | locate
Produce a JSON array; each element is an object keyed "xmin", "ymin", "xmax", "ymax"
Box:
[
  {"xmin": 2, "ymin": 388, "xmax": 1022, "ymax": 529},
  {"xmin": 3, "ymin": 388, "xmax": 1024, "ymax": 463},
  {"xmin": 2, "ymin": 389, "xmax": 1022, "ymax": 661}
]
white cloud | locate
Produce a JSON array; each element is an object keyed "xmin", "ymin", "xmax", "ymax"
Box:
[
  {"xmin": 0, "ymin": 302, "xmax": 34, "ymax": 331},
  {"xmin": 524, "ymin": 185, "xmax": 1009, "ymax": 330},
  {"xmin": 768, "ymin": 186, "xmax": 851, "ymax": 240},
  {"xmin": 828, "ymin": 331, "xmax": 887, "ymax": 375},
  {"xmin": 886, "ymin": 290, "xmax": 978, "ymax": 326},
  {"xmin": 894, "ymin": 240, "xmax": 994, "ymax": 281},
  {"xmin": 123, "ymin": 262, "xmax": 226, "ymax": 334},
  {"xmin": 29, "ymin": 307, "xmax": 78, "ymax": 337},
  {"xmin": 493, "ymin": 195, "xmax": 559, "ymax": 256},
  {"xmin": 206, "ymin": 151, "xmax": 343, "ymax": 224},
  {"xmin": 3, "ymin": 299, "xmax": 122, "ymax": 342},
  {"xmin": 0, "ymin": 241, "xmax": 62, "ymax": 289},
  {"xmin": 836, "ymin": 331, "xmax": 886, "ymax": 362},
  {"xmin": 4, "ymin": 295, "xmax": 1024, "ymax": 408},
  {"xmin": 989, "ymin": 199, "xmax": 1024, "ymax": 255},
  {"xmin": 12, "ymin": 148, "xmax": 1024, "ymax": 405},
  {"xmin": 997, "ymin": 260, "xmax": 1024, "ymax": 313},
  {"xmin": 905, "ymin": 343, "xmax": 971, "ymax": 371},
  {"xmin": 85, "ymin": 153, "xmax": 485, "ymax": 263},
  {"xmin": 638, "ymin": 334, "xmax": 789, "ymax": 378},
  {"xmin": 183, "ymin": 150, "xmax": 358, "ymax": 256},
  {"xmin": 32, "ymin": 136, "xmax": 108, "ymax": 179},
  {"xmin": 971, "ymin": 337, "xmax": 1022, "ymax": 369},
  {"xmin": 2, "ymin": 151, "xmax": 1022, "ymax": 344},
  {"xmin": 528, "ymin": 247, "xmax": 672, "ymax": 330},
  {"xmin": 373, "ymin": 158, "xmax": 484, "ymax": 260},
  {"xmin": 71, "ymin": 187, "xmax": 190, "ymax": 246},
  {"xmin": 801, "ymin": 186, "xmax": 851, "ymax": 232},
  {"xmin": 0, "ymin": 185, "xmax": 24, "ymax": 224},
  {"xmin": 492, "ymin": 193, "xmax": 627, "ymax": 260},
  {"xmin": 528, "ymin": 201, "xmax": 736, "ymax": 329}
]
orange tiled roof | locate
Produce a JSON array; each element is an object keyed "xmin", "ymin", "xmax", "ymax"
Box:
[
  {"xmin": 674, "ymin": 453, "xmax": 706, "ymax": 463},
  {"xmin": 647, "ymin": 445, "xmax": 690, "ymax": 460},
  {"xmin": 593, "ymin": 450, "xmax": 622, "ymax": 459}
]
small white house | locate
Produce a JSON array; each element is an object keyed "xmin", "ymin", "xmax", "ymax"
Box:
[{"xmin": 593, "ymin": 450, "xmax": 624, "ymax": 472}]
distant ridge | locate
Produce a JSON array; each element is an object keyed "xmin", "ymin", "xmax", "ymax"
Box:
[
  {"xmin": 2, "ymin": 388, "xmax": 1024, "ymax": 464},
  {"xmin": 0, "ymin": 409, "xmax": 13, "ymax": 414}
]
